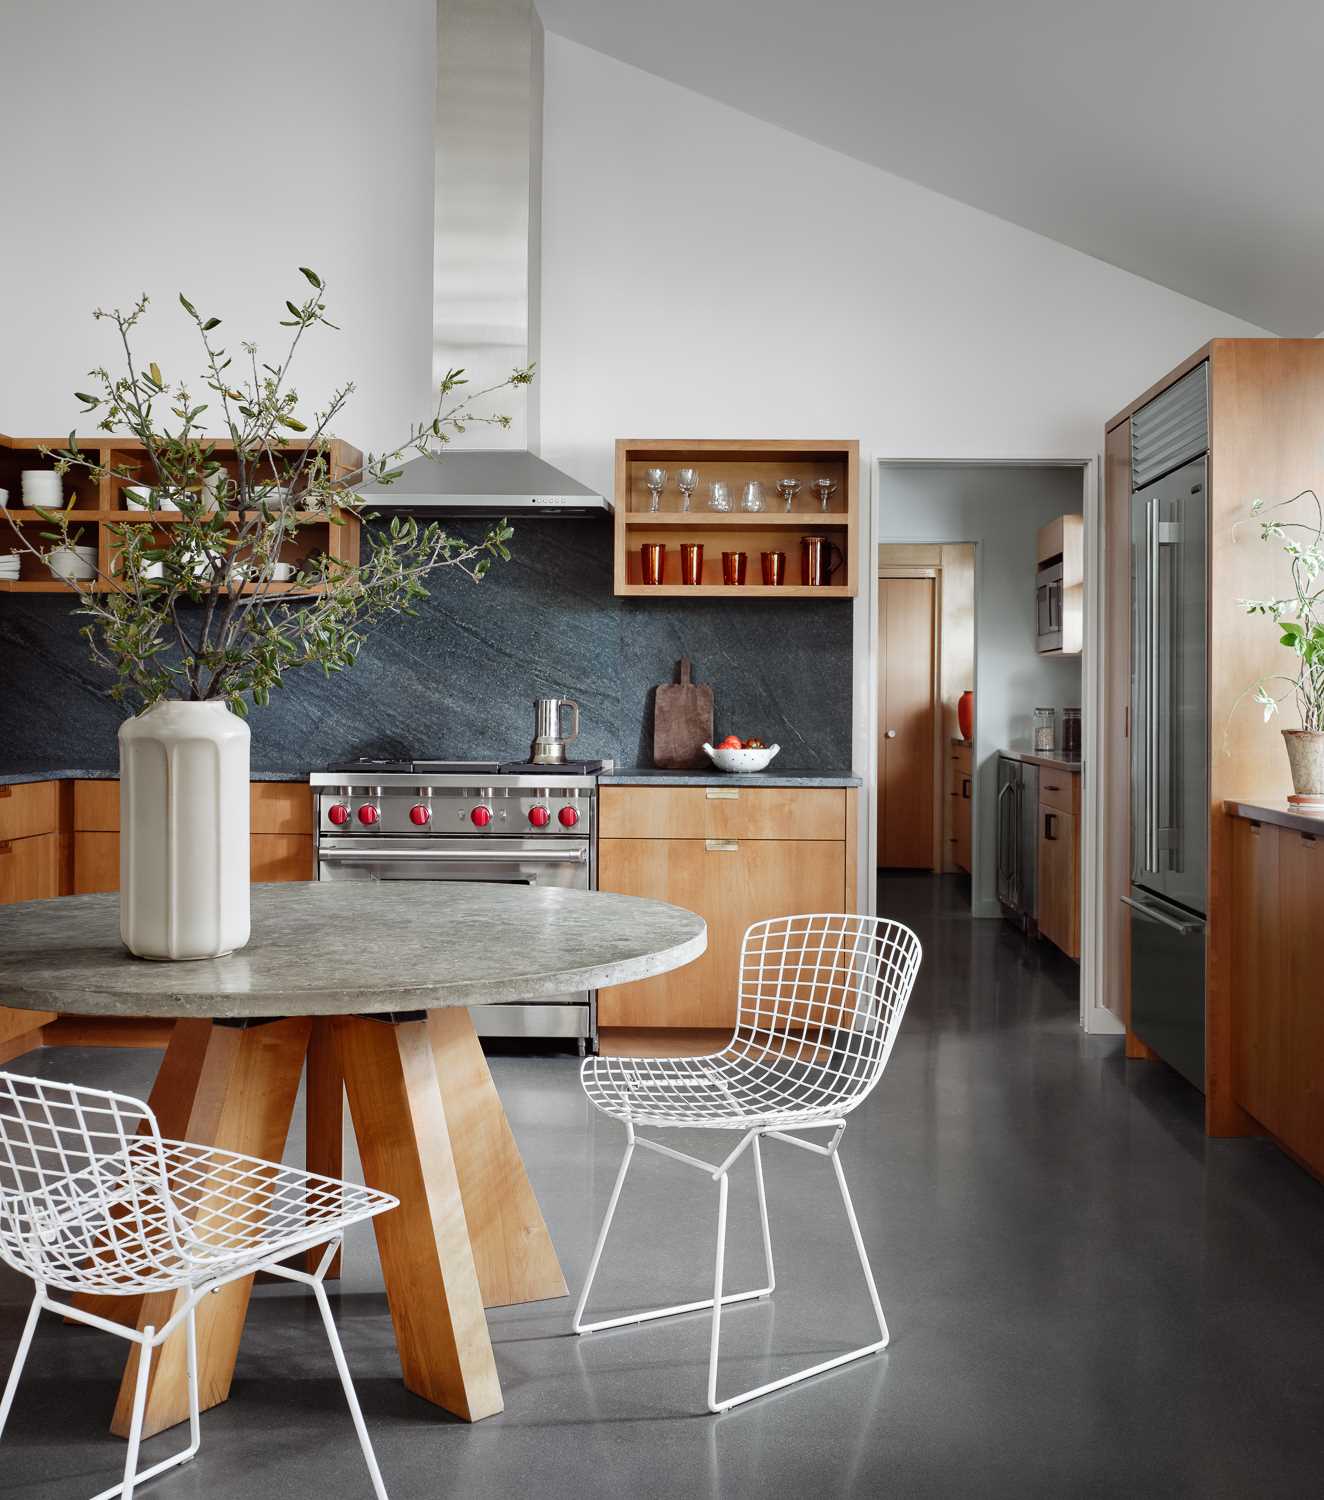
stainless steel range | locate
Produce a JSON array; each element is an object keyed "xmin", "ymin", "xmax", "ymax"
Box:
[{"xmin": 310, "ymin": 758, "xmax": 611, "ymax": 1052}]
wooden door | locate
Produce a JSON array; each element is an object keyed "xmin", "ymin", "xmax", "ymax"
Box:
[
  {"xmin": 877, "ymin": 577, "xmax": 936, "ymax": 867},
  {"xmin": 1278, "ymin": 830, "xmax": 1323, "ymax": 1176},
  {"xmin": 597, "ymin": 837, "xmax": 846, "ymax": 1029}
]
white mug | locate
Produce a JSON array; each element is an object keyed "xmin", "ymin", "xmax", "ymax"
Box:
[
  {"xmin": 271, "ymin": 561, "xmax": 295, "ymax": 582},
  {"xmin": 0, "ymin": 488, "xmax": 8, "ymax": 507}
]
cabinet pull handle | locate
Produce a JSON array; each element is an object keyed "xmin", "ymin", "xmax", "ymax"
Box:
[
  {"xmin": 705, "ymin": 788, "xmax": 739, "ymax": 801},
  {"xmin": 1044, "ymin": 813, "xmax": 1057, "ymax": 841},
  {"xmin": 0, "ymin": 841, "xmax": 10, "ymax": 855},
  {"xmin": 1044, "ymin": 783, "xmax": 1060, "ymax": 791},
  {"xmin": 961, "ymin": 779, "xmax": 972, "ymax": 799},
  {"xmin": 705, "ymin": 839, "xmax": 739, "ymax": 852}
]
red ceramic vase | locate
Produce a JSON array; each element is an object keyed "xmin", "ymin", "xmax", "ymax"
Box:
[{"xmin": 957, "ymin": 689, "xmax": 974, "ymax": 742}]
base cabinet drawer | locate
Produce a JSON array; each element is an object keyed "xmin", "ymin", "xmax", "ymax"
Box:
[
  {"xmin": 0, "ymin": 783, "xmax": 59, "ymax": 842},
  {"xmin": 0, "ymin": 832, "xmax": 61, "ymax": 904},
  {"xmin": 74, "ymin": 831, "xmax": 314, "ymax": 891},
  {"xmin": 73, "ymin": 779, "xmax": 313, "ymax": 835},
  {"xmin": 597, "ymin": 837, "xmax": 846, "ymax": 1029},
  {"xmin": 599, "ymin": 785, "xmax": 845, "ymax": 841},
  {"xmin": 1037, "ymin": 803, "xmax": 1079, "ymax": 959}
]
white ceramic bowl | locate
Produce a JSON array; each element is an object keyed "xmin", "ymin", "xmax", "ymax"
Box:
[
  {"xmin": 47, "ymin": 546, "xmax": 96, "ymax": 582},
  {"xmin": 124, "ymin": 484, "xmax": 181, "ymax": 512},
  {"xmin": 702, "ymin": 741, "xmax": 782, "ymax": 773}
]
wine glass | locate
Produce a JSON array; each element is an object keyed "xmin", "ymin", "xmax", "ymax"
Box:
[
  {"xmin": 676, "ymin": 467, "xmax": 698, "ymax": 513},
  {"xmin": 813, "ymin": 478, "xmax": 838, "ymax": 513},
  {"xmin": 707, "ymin": 481, "xmax": 732, "ymax": 512},
  {"xmin": 644, "ymin": 467, "xmax": 668, "ymax": 513},
  {"xmin": 776, "ymin": 478, "xmax": 801, "ymax": 513},
  {"xmin": 740, "ymin": 481, "xmax": 766, "ymax": 513}
]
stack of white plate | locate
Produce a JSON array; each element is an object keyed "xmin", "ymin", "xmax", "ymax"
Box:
[
  {"xmin": 0, "ymin": 553, "xmax": 21, "ymax": 581},
  {"xmin": 124, "ymin": 484, "xmax": 180, "ymax": 512},
  {"xmin": 46, "ymin": 544, "xmax": 97, "ymax": 582},
  {"xmin": 20, "ymin": 470, "xmax": 63, "ymax": 508}
]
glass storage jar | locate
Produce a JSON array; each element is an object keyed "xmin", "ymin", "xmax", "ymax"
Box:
[
  {"xmin": 1062, "ymin": 707, "xmax": 1081, "ymax": 759},
  {"xmin": 1033, "ymin": 707, "xmax": 1056, "ymax": 753}
]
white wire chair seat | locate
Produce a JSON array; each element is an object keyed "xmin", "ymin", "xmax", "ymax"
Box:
[
  {"xmin": 3, "ymin": 1135, "xmax": 395, "ymax": 1295},
  {"xmin": 0, "ymin": 1069, "xmax": 398, "ymax": 1499},
  {"xmin": 575, "ymin": 913, "xmax": 922, "ymax": 1415},
  {"xmin": 581, "ymin": 912, "xmax": 921, "ymax": 1131}
]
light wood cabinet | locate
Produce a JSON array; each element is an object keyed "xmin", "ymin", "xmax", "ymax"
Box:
[
  {"xmin": 1037, "ymin": 773, "xmax": 1081, "ymax": 960},
  {"xmin": 70, "ymin": 778, "xmax": 315, "ymax": 890},
  {"xmin": 1230, "ymin": 816, "xmax": 1324, "ymax": 1179},
  {"xmin": 1035, "ymin": 514, "xmax": 1083, "ymax": 656},
  {"xmin": 0, "ymin": 821, "xmax": 61, "ymax": 1055},
  {"xmin": 948, "ymin": 742, "xmax": 972, "ymax": 875},
  {"xmin": 0, "ymin": 781, "xmax": 60, "ymax": 841},
  {"xmin": 597, "ymin": 785, "xmax": 854, "ymax": 1031}
]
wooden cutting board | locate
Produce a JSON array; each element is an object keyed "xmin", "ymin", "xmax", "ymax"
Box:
[{"xmin": 653, "ymin": 657, "xmax": 714, "ymax": 770}]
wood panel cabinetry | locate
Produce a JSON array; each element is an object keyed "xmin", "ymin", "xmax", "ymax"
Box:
[
  {"xmin": 69, "ymin": 778, "xmax": 314, "ymax": 890},
  {"xmin": 948, "ymin": 742, "xmax": 972, "ymax": 875},
  {"xmin": 1037, "ymin": 771, "xmax": 1081, "ymax": 960},
  {"xmin": 1230, "ymin": 815, "xmax": 1324, "ymax": 1179},
  {"xmin": 0, "ymin": 783, "xmax": 62, "ymax": 1055},
  {"xmin": 597, "ymin": 785, "xmax": 855, "ymax": 1032}
]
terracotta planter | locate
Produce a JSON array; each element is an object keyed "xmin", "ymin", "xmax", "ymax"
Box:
[
  {"xmin": 1282, "ymin": 728, "xmax": 1324, "ymax": 799},
  {"xmin": 119, "ymin": 701, "xmax": 251, "ymax": 959}
]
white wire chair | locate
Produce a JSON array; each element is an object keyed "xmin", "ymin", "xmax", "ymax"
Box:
[
  {"xmin": 575, "ymin": 912, "xmax": 922, "ymax": 1412},
  {"xmin": 0, "ymin": 1069, "xmax": 399, "ymax": 1500}
]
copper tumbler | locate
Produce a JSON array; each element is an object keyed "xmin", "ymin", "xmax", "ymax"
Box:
[
  {"xmin": 680, "ymin": 542, "xmax": 704, "ymax": 585},
  {"xmin": 640, "ymin": 542, "xmax": 666, "ymax": 585},
  {"xmin": 722, "ymin": 550, "xmax": 748, "ymax": 585},
  {"xmin": 760, "ymin": 550, "xmax": 786, "ymax": 586}
]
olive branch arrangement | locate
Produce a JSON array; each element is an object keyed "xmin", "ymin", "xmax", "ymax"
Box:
[
  {"xmin": 1238, "ymin": 488, "xmax": 1324, "ymax": 732},
  {"xmin": 2, "ymin": 268, "xmax": 531, "ymax": 713}
]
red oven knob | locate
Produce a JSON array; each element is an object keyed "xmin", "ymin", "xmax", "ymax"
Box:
[
  {"xmin": 409, "ymin": 804, "xmax": 431, "ymax": 826},
  {"xmin": 470, "ymin": 805, "xmax": 493, "ymax": 828},
  {"xmin": 327, "ymin": 803, "xmax": 350, "ymax": 826},
  {"xmin": 558, "ymin": 805, "xmax": 580, "ymax": 828},
  {"xmin": 528, "ymin": 804, "xmax": 551, "ymax": 828},
  {"xmin": 357, "ymin": 804, "xmax": 380, "ymax": 826}
]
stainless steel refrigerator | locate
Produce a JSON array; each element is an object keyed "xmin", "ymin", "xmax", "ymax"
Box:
[{"xmin": 1127, "ymin": 411, "xmax": 1209, "ymax": 1089}]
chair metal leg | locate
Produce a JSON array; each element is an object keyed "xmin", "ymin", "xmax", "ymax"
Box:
[
  {"xmin": 311, "ymin": 1277, "xmax": 390, "ymax": 1500},
  {"xmin": 575, "ymin": 1127, "xmax": 775, "ymax": 1336},
  {"xmin": 119, "ymin": 1323, "xmax": 154, "ymax": 1500},
  {"xmin": 706, "ymin": 1137, "xmax": 890, "ymax": 1413},
  {"xmin": 0, "ymin": 1287, "xmax": 43, "ymax": 1441}
]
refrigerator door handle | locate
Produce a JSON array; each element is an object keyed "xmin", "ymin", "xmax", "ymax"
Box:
[
  {"xmin": 1121, "ymin": 893, "xmax": 1202, "ymax": 936},
  {"xmin": 1145, "ymin": 496, "xmax": 1161, "ymax": 874}
]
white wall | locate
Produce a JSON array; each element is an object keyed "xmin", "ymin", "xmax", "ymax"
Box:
[
  {"xmin": 0, "ymin": 0, "xmax": 436, "ymax": 457},
  {"xmin": 877, "ymin": 465, "xmax": 1083, "ymax": 914}
]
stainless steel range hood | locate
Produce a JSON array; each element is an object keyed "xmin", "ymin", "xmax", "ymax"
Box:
[
  {"xmin": 359, "ymin": 0, "xmax": 607, "ymax": 519},
  {"xmin": 355, "ymin": 448, "xmax": 607, "ymax": 518}
]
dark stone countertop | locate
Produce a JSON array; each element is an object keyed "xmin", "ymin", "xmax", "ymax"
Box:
[
  {"xmin": 0, "ymin": 768, "xmax": 309, "ymax": 786},
  {"xmin": 1000, "ymin": 750, "xmax": 1083, "ymax": 775},
  {"xmin": 601, "ymin": 767, "xmax": 861, "ymax": 788},
  {"xmin": 1223, "ymin": 799, "xmax": 1324, "ymax": 836}
]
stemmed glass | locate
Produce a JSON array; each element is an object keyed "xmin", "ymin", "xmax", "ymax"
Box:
[
  {"xmin": 644, "ymin": 467, "xmax": 668, "ymax": 513},
  {"xmin": 776, "ymin": 478, "xmax": 801, "ymax": 513},
  {"xmin": 676, "ymin": 468, "xmax": 698, "ymax": 513},
  {"xmin": 813, "ymin": 478, "xmax": 838, "ymax": 513}
]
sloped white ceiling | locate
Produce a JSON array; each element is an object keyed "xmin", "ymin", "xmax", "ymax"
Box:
[{"xmin": 537, "ymin": 0, "xmax": 1322, "ymax": 334}]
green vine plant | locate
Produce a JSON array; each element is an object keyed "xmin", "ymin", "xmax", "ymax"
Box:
[
  {"xmin": 1, "ymin": 269, "xmax": 530, "ymax": 715},
  {"xmin": 1237, "ymin": 488, "xmax": 1324, "ymax": 733}
]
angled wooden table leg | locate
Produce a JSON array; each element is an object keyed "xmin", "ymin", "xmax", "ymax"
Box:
[
  {"xmin": 428, "ymin": 1007, "xmax": 567, "ymax": 1308},
  {"xmin": 111, "ymin": 1016, "xmax": 312, "ymax": 1439},
  {"xmin": 334, "ymin": 1014, "xmax": 503, "ymax": 1422},
  {"xmin": 305, "ymin": 1018, "xmax": 345, "ymax": 1277}
]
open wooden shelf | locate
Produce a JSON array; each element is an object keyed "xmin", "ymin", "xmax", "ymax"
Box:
[
  {"xmin": 613, "ymin": 438, "xmax": 859, "ymax": 599},
  {"xmin": 0, "ymin": 433, "xmax": 361, "ymax": 595}
]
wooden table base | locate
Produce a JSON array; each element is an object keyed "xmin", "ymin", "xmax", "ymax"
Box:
[{"xmin": 104, "ymin": 1009, "xmax": 566, "ymax": 1439}]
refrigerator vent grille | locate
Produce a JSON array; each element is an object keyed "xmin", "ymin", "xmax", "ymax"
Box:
[{"xmin": 1132, "ymin": 363, "xmax": 1209, "ymax": 489}]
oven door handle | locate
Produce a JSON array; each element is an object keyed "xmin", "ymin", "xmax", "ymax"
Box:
[{"xmin": 318, "ymin": 846, "xmax": 588, "ymax": 864}]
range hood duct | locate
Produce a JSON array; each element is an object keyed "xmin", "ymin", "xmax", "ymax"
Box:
[{"xmin": 357, "ymin": 0, "xmax": 607, "ymax": 519}]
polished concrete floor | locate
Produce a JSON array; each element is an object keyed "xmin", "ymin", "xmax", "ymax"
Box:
[{"xmin": 3, "ymin": 874, "xmax": 1323, "ymax": 1499}]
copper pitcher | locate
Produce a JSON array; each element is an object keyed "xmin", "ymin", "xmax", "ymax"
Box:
[{"xmin": 800, "ymin": 534, "xmax": 845, "ymax": 586}]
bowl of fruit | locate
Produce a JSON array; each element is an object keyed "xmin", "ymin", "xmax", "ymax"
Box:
[{"xmin": 702, "ymin": 736, "xmax": 781, "ymax": 773}]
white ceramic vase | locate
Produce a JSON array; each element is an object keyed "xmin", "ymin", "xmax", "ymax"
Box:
[{"xmin": 119, "ymin": 701, "xmax": 251, "ymax": 960}]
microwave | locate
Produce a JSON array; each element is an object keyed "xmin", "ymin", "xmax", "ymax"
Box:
[{"xmin": 1036, "ymin": 558, "xmax": 1063, "ymax": 653}]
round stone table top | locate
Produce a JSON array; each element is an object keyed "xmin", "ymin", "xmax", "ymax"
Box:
[{"xmin": 0, "ymin": 883, "xmax": 707, "ymax": 1020}]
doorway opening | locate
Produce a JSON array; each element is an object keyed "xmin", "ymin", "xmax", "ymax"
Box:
[{"xmin": 870, "ymin": 461, "xmax": 1095, "ymax": 1024}]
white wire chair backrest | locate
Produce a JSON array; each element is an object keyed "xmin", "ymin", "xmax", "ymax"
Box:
[
  {"xmin": 0, "ymin": 1070, "xmax": 182, "ymax": 1288},
  {"xmin": 729, "ymin": 914, "xmax": 922, "ymax": 1115}
]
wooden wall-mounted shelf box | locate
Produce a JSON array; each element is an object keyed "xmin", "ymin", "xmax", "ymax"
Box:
[
  {"xmin": 0, "ymin": 433, "xmax": 362, "ymax": 596},
  {"xmin": 613, "ymin": 438, "xmax": 859, "ymax": 599}
]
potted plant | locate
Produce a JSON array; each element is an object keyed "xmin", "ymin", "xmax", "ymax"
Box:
[
  {"xmin": 3, "ymin": 270, "xmax": 529, "ymax": 959},
  {"xmin": 1240, "ymin": 488, "xmax": 1324, "ymax": 803}
]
